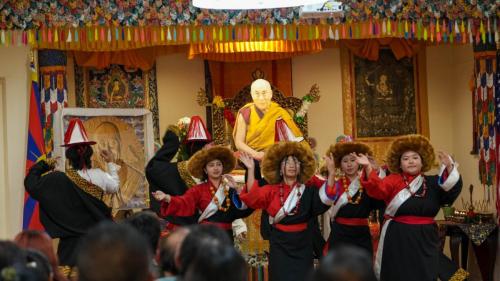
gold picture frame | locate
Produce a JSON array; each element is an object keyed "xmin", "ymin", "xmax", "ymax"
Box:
[{"xmin": 340, "ymin": 46, "xmax": 429, "ymax": 162}]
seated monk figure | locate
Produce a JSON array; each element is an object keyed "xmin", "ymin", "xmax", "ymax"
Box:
[{"xmin": 233, "ymin": 79, "xmax": 304, "ymax": 160}]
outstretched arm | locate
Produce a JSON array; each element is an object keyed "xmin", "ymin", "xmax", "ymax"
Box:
[{"xmin": 24, "ymin": 159, "xmax": 56, "ymax": 198}]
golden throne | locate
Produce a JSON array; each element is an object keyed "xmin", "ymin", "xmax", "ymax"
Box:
[{"xmin": 205, "ymin": 69, "xmax": 318, "ymax": 148}]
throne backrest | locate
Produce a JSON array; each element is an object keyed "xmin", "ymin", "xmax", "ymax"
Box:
[{"xmin": 210, "ymin": 75, "xmax": 308, "ymax": 146}]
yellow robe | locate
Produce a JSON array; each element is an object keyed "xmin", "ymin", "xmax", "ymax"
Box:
[{"xmin": 233, "ymin": 102, "xmax": 303, "ymax": 152}]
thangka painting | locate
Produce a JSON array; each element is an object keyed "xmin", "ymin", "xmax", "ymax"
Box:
[
  {"xmin": 75, "ymin": 64, "xmax": 160, "ymax": 142},
  {"xmin": 341, "ymin": 47, "xmax": 429, "ymax": 162},
  {"xmin": 57, "ymin": 108, "xmax": 155, "ymax": 212}
]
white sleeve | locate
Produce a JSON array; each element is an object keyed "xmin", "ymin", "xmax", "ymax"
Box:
[
  {"xmin": 100, "ymin": 162, "xmax": 121, "ymax": 193},
  {"xmin": 319, "ymin": 182, "xmax": 335, "ymax": 206},
  {"xmin": 378, "ymin": 169, "xmax": 387, "ymax": 179},
  {"xmin": 438, "ymin": 158, "xmax": 460, "ymax": 192}
]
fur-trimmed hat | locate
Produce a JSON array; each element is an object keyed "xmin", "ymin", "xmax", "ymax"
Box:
[
  {"xmin": 187, "ymin": 146, "xmax": 236, "ymax": 179},
  {"xmin": 326, "ymin": 135, "xmax": 372, "ymax": 167},
  {"xmin": 261, "ymin": 142, "xmax": 316, "ymax": 184},
  {"xmin": 386, "ymin": 134, "xmax": 436, "ymax": 173}
]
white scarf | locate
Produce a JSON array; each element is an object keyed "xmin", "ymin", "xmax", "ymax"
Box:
[
  {"xmin": 198, "ymin": 182, "xmax": 228, "ymax": 223},
  {"xmin": 374, "ymin": 175, "xmax": 423, "ymax": 280},
  {"xmin": 269, "ymin": 183, "xmax": 306, "ymax": 225},
  {"xmin": 328, "ymin": 177, "xmax": 361, "ymax": 221}
]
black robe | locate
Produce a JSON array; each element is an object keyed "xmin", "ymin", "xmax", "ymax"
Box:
[
  {"xmin": 328, "ymin": 189, "xmax": 384, "ymax": 255},
  {"xmin": 146, "ymin": 130, "xmax": 198, "ymax": 226},
  {"xmin": 241, "ymin": 183, "xmax": 331, "ymax": 281},
  {"xmin": 24, "ymin": 160, "xmax": 112, "ymax": 266},
  {"xmin": 363, "ymin": 173, "xmax": 462, "ymax": 281}
]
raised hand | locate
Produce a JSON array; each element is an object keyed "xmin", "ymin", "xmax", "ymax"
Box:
[
  {"xmin": 100, "ymin": 149, "xmax": 114, "ymax": 163},
  {"xmin": 239, "ymin": 152, "xmax": 255, "ymax": 170},
  {"xmin": 352, "ymin": 152, "xmax": 370, "ymax": 167},
  {"xmin": 223, "ymin": 174, "xmax": 238, "ymax": 189},
  {"xmin": 323, "ymin": 153, "xmax": 335, "ymax": 175},
  {"xmin": 368, "ymin": 156, "xmax": 380, "ymax": 171},
  {"xmin": 151, "ymin": 190, "xmax": 170, "ymax": 202},
  {"xmin": 437, "ymin": 151, "xmax": 454, "ymax": 172}
]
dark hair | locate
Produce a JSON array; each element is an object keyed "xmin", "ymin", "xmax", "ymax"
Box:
[
  {"xmin": 183, "ymin": 244, "xmax": 247, "ymax": 281},
  {"xmin": 178, "ymin": 225, "xmax": 232, "ymax": 275},
  {"xmin": 14, "ymin": 230, "xmax": 67, "ymax": 281},
  {"xmin": 311, "ymin": 246, "xmax": 377, "ymax": 281},
  {"xmin": 0, "ymin": 246, "xmax": 52, "ymax": 281},
  {"xmin": 124, "ymin": 211, "xmax": 161, "ymax": 254},
  {"xmin": 0, "ymin": 241, "xmax": 24, "ymax": 271},
  {"xmin": 158, "ymin": 240, "xmax": 176, "ymax": 275},
  {"xmin": 186, "ymin": 141, "xmax": 206, "ymax": 157},
  {"xmin": 65, "ymin": 144, "xmax": 93, "ymax": 170},
  {"xmin": 76, "ymin": 222, "xmax": 152, "ymax": 281},
  {"xmin": 22, "ymin": 249, "xmax": 52, "ymax": 281}
]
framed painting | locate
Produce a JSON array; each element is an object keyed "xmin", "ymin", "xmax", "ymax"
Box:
[
  {"xmin": 75, "ymin": 64, "xmax": 160, "ymax": 142},
  {"xmin": 341, "ymin": 47, "xmax": 429, "ymax": 162},
  {"xmin": 54, "ymin": 108, "xmax": 155, "ymax": 211}
]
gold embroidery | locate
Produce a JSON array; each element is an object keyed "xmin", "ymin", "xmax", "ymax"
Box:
[
  {"xmin": 177, "ymin": 161, "xmax": 197, "ymax": 188},
  {"xmin": 66, "ymin": 168, "xmax": 104, "ymax": 201},
  {"xmin": 58, "ymin": 265, "xmax": 78, "ymax": 279},
  {"xmin": 448, "ymin": 268, "xmax": 469, "ymax": 281}
]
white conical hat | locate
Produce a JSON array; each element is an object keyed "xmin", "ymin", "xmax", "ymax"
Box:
[
  {"xmin": 62, "ymin": 118, "xmax": 96, "ymax": 147},
  {"xmin": 185, "ymin": 116, "xmax": 212, "ymax": 143}
]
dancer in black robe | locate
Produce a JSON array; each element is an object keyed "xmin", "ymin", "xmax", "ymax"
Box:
[{"xmin": 356, "ymin": 134, "xmax": 465, "ymax": 281}]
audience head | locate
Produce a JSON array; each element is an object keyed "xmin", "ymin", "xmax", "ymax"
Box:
[
  {"xmin": 178, "ymin": 225, "xmax": 232, "ymax": 275},
  {"xmin": 0, "ymin": 242, "xmax": 52, "ymax": 281},
  {"xmin": 158, "ymin": 227, "xmax": 190, "ymax": 276},
  {"xmin": 0, "ymin": 241, "xmax": 24, "ymax": 271},
  {"xmin": 311, "ymin": 246, "xmax": 376, "ymax": 281},
  {"xmin": 14, "ymin": 230, "xmax": 67, "ymax": 281},
  {"xmin": 124, "ymin": 211, "xmax": 161, "ymax": 255},
  {"xmin": 183, "ymin": 243, "xmax": 247, "ymax": 281},
  {"xmin": 76, "ymin": 222, "xmax": 153, "ymax": 281}
]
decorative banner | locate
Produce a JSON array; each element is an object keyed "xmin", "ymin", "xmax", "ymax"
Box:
[
  {"xmin": 0, "ymin": 20, "xmax": 494, "ymax": 50},
  {"xmin": 0, "ymin": 0, "xmax": 498, "ymax": 29},
  {"xmin": 38, "ymin": 50, "xmax": 68, "ymax": 156},
  {"xmin": 472, "ymin": 41, "xmax": 498, "ymax": 221}
]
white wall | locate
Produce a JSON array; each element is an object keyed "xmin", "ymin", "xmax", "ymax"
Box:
[
  {"xmin": 156, "ymin": 54, "xmax": 206, "ymax": 133},
  {"xmin": 0, "ymin": 77, "xmax": 7, "ymax": 238},
  {"xmin": 292, "ymin": 48, "xmax": 344, "ymax": 157},
  {"xmin": 0, "ymin": 47, "xmax": 30, "ymax": 239}
]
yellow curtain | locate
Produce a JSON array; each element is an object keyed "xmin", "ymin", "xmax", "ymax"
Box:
[
  {"xmin": 189, "ymin": 40, "xmax": 322, "ymax": 62},
  {"xmin": 341, "ymin": 38, "xmax": 421, "ymax": 60}
]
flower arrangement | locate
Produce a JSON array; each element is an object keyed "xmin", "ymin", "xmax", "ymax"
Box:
[
  {"xmin": 212, "ymin": 95, "xmax": 225, "ymax": 108},
  {"xmin": 176, "ymin": 116, "xmax": 191, "ymax": 161},
  {"xmin": 294, "ymin": 84, "xmax": 320, "ymax": 124}
]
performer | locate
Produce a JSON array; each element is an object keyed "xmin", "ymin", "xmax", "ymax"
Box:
[
  {"xmin": 355, "ymin": 134, "xmax": 463, "ymax": 281},
  {"xmin": 152, "ymin": 146, "xmax": 253, "ymax": 239},
  {"xmin": 24, "ymin": 118, "xmax": 119, "ymax": 270},
  {"xmin": 146, "ymin": 116, "xmax": 210, "ymax": 228},
  {"xmin": 325, "ymin": 135, "xmax": 385, "ymax": 255},
  {"xmin": 239, "ymin": 142, "xmax": 336, "ymax": 281},
  {"xmin": 233, "ymin": 78, "xmax": 309, "ymax": 239}
]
